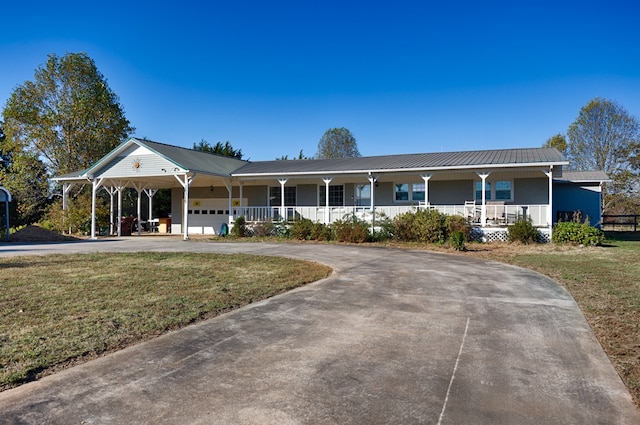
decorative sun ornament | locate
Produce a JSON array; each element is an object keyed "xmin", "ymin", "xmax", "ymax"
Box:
[{"xmin": 132, "ymin": 158, "xmax": 142, "ymax": 173}]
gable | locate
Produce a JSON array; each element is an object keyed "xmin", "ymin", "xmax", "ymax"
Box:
[{"xmin": 93, "ymin": 144, "xmax": 185, "ymax": 178}]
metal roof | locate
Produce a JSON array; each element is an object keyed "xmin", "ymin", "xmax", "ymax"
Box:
[
  {"xmin": 232, "ymin": 147, "xmax": 568, "ymax": 176},
  {"xmin": 130, "ymin": 139, "xmax": 249, "ymax": 177},
  {"xmin": 556, "ymin": 170, "xmax": 610, "ymax": 183}
]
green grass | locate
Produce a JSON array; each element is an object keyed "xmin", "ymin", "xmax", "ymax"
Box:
[{"xmin": 0, "ymin": 252, "xmax": 331, "ymax": 389}]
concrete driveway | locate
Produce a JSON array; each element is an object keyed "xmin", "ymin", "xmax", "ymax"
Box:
[{"xmin": 0, "ymin": 238, "xmax": 638, "ymax": 424}]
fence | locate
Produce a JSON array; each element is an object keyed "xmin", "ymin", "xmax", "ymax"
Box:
[{"xmin": 602, "ymin": 214, "xmax": 639, "ymax": 232}]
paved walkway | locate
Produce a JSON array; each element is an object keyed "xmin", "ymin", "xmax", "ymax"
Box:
[{"xmin": 0, "ymin": 238, "xmax": 638, "ymax": 424}]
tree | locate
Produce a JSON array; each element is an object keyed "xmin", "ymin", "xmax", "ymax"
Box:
[
  {"xmin": 316, "ymin": 127, "xmax": 360, "ymax": 159},
  {"xmin": 0, "ymin": 121, "xmax": 50, "ymax": 225},
  {"xmin": 3, "ymin": 53, "xmax": 134, "ymax": 176},
  {"xmin": 276, "ymin": 150, "xmax": 311, "ymax": 160},
  {"xmin": 543, "ymin": 133, "xmax": 568, "ymax": 156},
  {"xmin": 2, "ymin": 52, "xmax": 134, "ymax": 226},
  {"xmin": 193, "ymin": 139, "xmax": 243, "ymax": 159},
  {"xmin": 567, "ymin": 98, "xmax": 640, "ymax": 210}
]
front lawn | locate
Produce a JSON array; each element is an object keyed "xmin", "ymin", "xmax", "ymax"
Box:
[{"xmin": 0, "ymin": 252, "xmax": 331, "ymax": 390}]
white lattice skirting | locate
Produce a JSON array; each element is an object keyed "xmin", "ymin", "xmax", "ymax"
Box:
[{"xmin": 470, "ymin": 227, "xmax": 551, "ymax": 243}]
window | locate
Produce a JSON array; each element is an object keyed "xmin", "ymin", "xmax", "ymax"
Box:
[
  {"xmin": 269, "ymin": 186, "xmax": 297, "ymax": 206},
  {"xmin": 319, "ymin": 185, "xmax": 344, "ymax": 206},
  {"xmin": 394, "ymin": 182, "xmax": 424, "ymax": 202},
  {"xmin": 412, "ymin": 183, "xmax": 425, "ymax": 201},
  {"xmin": 475, "ymin": 180, "xmax": 512, "ymax": 201},
  {"xmin": 395, "ymin": 183, "xmax": 409, "ymax": 201},
  {"xmin": 475, "ymin": 181, "xmax": 491, "ymax": 201},
  {"xmin": 495, "ymin": 181, "xmax": 512, "ymax": 200},
  {"xmin": 355, "ymin": 184, "xmax": 370, "ymax": 206}
]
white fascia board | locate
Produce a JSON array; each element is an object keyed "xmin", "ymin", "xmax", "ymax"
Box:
[{"xmin": 232, "ymin": 161, "xmax": 569, "ymax": 178}]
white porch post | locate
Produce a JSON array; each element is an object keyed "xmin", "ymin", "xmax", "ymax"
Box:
[
  {"xmin": 144, "ymin": 189, "xmax": 157, "ymax": 223},
  {"xmin": 279, "ymin": 178, "xmax": 288, "ymax": 221},
  {"xmin": 421, "ymin": 174, "xmax": 432, "ymax": 205},
  {"xmin": 544, "ymin": 166, "xmax": 554, "ymax": 238},
  {"xmin": 90, "ymin": 177, "xmax": 104, "ymax": 240},
  {"xmin": 477, "ymin": 172, "xmax": 491, "ymax": 227},
  {"xmin": 132, "ymin": 183, "xmax": 146, "ymax": 236},
  {"xmin": 223, "ymin": 179, "xmax": 234, "ymax": 226},
  {"xmin": 62, "ymin": 183, "xmax": 74, "ymax": 234},
  {"xmin": 102, "ymin": 187, "xmax": 116, "ymax": 236},
  {"xmin": 322, "ymin": 177, "xmax": 332, "ymax": 224},
  {"xmin": 115, "ymin": 182, "xmax": 125, "ymax": 237},
  {"xmin": 174, "ymin": 174, "xmax": 194, "ymax": 240},
  {"xmin": 367, "ymin": 174, "xmax": 377, "ymax": 227}
]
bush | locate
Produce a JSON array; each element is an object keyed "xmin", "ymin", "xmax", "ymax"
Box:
[
  {"xmin": 310, "ymin": 222, "xmax": 332, "ymax": 241},
  {"xmin": 290, "ymin": 218, "xmax": 314, "ymax": 240},
  {"xmin": 445, "ymin": 214, "xmax": 470, "ymax": 241},
  {"xmin": 507, "ymin": 219, "xmax": 540, "ymax": 244},
  {"xmin": 552, "ymin": 222, "xmax": 604, "ymax": 246},
  {"xmin": 393, "ymin": 209, "xmax": 447, "ymax": 243},
  {"xmin": 331, "ymin": 214, "xmax": 370, "ymax": 243},
  {"xmin": 449, "ymin": 230, "xmax": 466, "ymax": 251},
  {"xmin": 252, "ymin": 219, "xmax": 281, "ymax": 237},
  {"xmin": 231, "ymin": 216, "xmax": 247, "ymax": 237}
]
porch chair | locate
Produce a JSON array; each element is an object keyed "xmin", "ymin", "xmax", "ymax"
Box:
[{"xmin": 464, "ymin": 201, "xmax": 478, "ymax": 223}]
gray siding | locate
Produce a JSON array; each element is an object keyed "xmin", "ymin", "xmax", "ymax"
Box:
[
  {"xmin": 98, "ymin": 154, "xmax": 180, "ymax": 178},
  {"xmin": 171, "ymin": 188, "xmax": 183, "ymax": 225},
  {"xmin": 513, "ymin": 178, "xmax": 548, "ymax": 204},
  {"xmin": 429, "ymin": 181, "xmax": 474, "ymax": 204},
  {"xmin": 245, "ymin": 186, "xmax": 268, "ymax": 206},
  {"xmin": 297, "ymin": 184, "xmax": 318, "ymax": 206},
  {"xmin": 375, "ymin": 182, "xmax": 394, "ymax": 205}
]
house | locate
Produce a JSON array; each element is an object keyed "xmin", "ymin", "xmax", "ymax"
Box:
[{"xmin": 54, "ymin": 138, "xmax": 607, "ymax": 242}]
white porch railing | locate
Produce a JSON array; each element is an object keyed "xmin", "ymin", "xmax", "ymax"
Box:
[{"xmin": 233, "ymin": 204, "xmax": 550, "ymax": 227}]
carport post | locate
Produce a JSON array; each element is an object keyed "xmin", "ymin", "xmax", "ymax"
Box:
[
  {"xmin": 0, "ymin": 187, "xmax": 10, "ymax": 242},
  {"xmin": 90, "ymin": 177, "xmax": 104, "ymax": 240},
  {"xmin": 174, "ymin": 173, "xmax": 194, "ymax": 240}
]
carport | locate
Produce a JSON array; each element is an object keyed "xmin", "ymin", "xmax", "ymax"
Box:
[{"xmin": 53, "ymin": 138, "xmax": 248, "ymax": 240}]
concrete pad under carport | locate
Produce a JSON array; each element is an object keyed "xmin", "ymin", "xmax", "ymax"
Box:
[{"xmin": 0, "ymin": 240, "xmax": 638, "ymax": 424}]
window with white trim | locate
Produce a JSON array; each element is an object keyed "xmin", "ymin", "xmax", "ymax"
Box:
[
  {"xmin": 355, "ymin": 184, "xmax": 370, "ymax": 206},
  {"xmin": 395, "ymin": 183, "xmax": 425, "ymax": 202},
  {"xmin": 474, "ymin": 180, "xmax": 512, "ymax": 202},
  {"xmin": 319, "ymin": 185, "xmax": 344, "ymax": 206},
  {"xmin": 269, "ymin": 186, "xmax": 296, "ymax": 206}
]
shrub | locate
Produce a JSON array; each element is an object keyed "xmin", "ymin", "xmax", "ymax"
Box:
[
  {"xmin": 290, "ymin": 218, "xmax": 314, "ymax": 240},
  {"xmin": 252, "ymin": 219, "xmax": 278, "ymax": 237},
  {"xmin": 449, "ymin": 230, "xmax": 466, "ymax": 251},
  {"xmin": 507, "ymin": 219, "xmax": 540, "ymax": 244},
  {"xmin": 331, "ymin": 214, "xmax": 370, "ymax": 243},
  {"xmin": 445, "ymin": 214, "xmax": 470, "ymax": 241},
  {"xmin": 393, "ymin": 209, "xmax": 447, "ymax": 243},
  {"xmin": 310, "ymin": 222, "xmax": 332, "ymax": 241},
  {"xmin": 231, "ymin": 216, "xmax": 247, "ymax": 237},
  {"xmin": 552, "ymin": 222, "xmax": 604, "ymax": 246},
  {"xmin": 370, "ymin": 212, "xmax": 394, "ymax": 242}
]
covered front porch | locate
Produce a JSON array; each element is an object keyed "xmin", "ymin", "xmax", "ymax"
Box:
[{"xmin": 232, "ymin": 203, "xmax": 549, "ymax": 227}]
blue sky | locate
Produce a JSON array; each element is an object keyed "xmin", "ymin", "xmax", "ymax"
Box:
[{"xmin": 2, "ymin": 1, "xmax": 639, "ymax": 160}]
